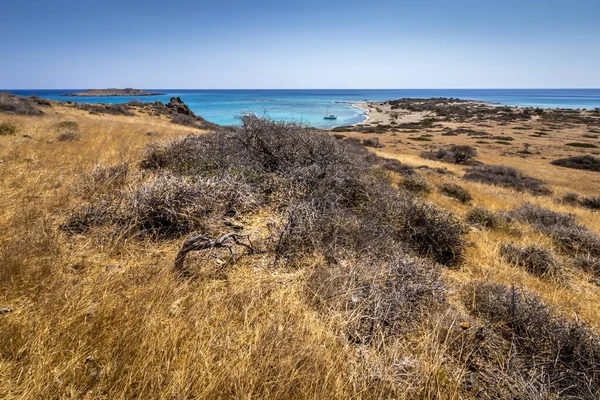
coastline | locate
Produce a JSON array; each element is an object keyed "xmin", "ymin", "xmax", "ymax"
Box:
[{"xmin": 349, "ymin": 103, "xmax": 370, "ymax": 125}]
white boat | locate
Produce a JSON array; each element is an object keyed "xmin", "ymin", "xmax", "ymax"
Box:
[
  {"xmin": 241, "ymin": 112, "xmax": 257, "ymax": 117},
  {"xmin": 323, "ymin": 106, "xmax": 337, "ymax": 120}
]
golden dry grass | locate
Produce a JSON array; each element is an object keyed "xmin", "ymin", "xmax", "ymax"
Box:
[{"xmin": 1, "ymin": 103, "xmax": 600, "ymax": 399}]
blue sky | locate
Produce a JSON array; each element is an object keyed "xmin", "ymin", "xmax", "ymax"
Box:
[{"xmin": 1, "ymin": 0, "xmax": 599, "ymax": 88}]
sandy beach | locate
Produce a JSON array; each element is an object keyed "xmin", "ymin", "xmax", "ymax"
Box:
[{"xmin": 351, "ymin": 101, "xmax": 434, "ymax": 126}]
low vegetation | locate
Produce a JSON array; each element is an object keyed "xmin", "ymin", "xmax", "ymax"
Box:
[
  {"xmin": 420, "ymin": 144, "xmax": 478, "ymax": 164},
  {"xmin": 466, "ymin": 206, "xmax": 503, "ymax": 229},
  {"xmin": 499, "ymin": 243, "xmax": 560, "ymax": 278},
  {"xmin": 0, "ymin": 121, "xmax": 17, "ymax": 136},
  {"xmin": 551, "ymin": 155, "xmax": 600, "ymax": 172},
  {"xmin": 463, "ymin": 165, "xmax": 551, "ymax": 195},
  {"xmin": 507, "ymin": 204, "xmax": 600, "ymax": 268},
  {"xmin": 459, "ymin": 282, "xmax": 600, "ymax": 398},
  {"xmin": 439, "ymin": 182, "xmax": 472, "ymax": 203},
  {"xmin": 0, "ymin": 91, "xmax": 49, "ymax": 115},
  {"xmin": 2, "ymin": 95, "xmax": 600, "ymax": 398},
  {"xmin": 565, "ymin": 142, "xmax": 599, "ymax": 148}
]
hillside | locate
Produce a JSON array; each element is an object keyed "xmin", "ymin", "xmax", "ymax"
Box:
[{"xmin": 1, "ymin": 95, "xmax": 600, "ymax": 399}]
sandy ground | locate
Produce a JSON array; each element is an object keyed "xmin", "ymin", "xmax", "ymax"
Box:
[{"xmin": 352, "ymin": 102, "xmax": 433, "ymax": 125}]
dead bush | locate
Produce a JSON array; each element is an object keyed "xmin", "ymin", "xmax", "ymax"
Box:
[
  {"xmin": 466, "ymin": 206, "xmax": 502, "ymax": 229},
  {"xmin": 397, "ymin": 197, "xmax": 467, "ymax": 266},
  {"xmin": 461, "ymin": 281, "xmax": 600, "ymax": 398},
  {"xmin": 0, "ymin": 92, "xmax": 47, "ymax": 115},
  {"xmin": 439, "ymin": 183, "xmax": 472, "ymax": 203},
  {"xmin": 560, "ymin": 192, "xmax": 579, "ymax": 205},
  {"xmin": 75, "ymin": 103, "xmax": 134, "ymax": 116},
  {"xmin": 499, "ymin": 243, "xmax": 560, "ymax": 278},
  {"xmin": 551, "ymin": 155, "xmax": 600, "ymax": 172},
  {"xmin": 362, "ymin": 137, "xmax": 384, "ymax": 148},
  {"xmin": 378, "ymin": 158, "xmax": 416, "ymax": 175},
  {"xmin": 506, "ymin": 204, "xmax": 600, "ymax": 260},
  {"xmin": 580, "ymin": 196, "xmax": 600, "ymax": 211},
  {"xmin": 420, "ymin": 145, "xmax": 478, "ymax": 164},
  {"xmin": 306, "ymin": 252, "xmax": 446, "ymax": 343},
  {"xmin": 506, "ymin": 203, "xmax": 576, "ymax": 228},
  {"xmin": 400, "ymin": 174, "xmax": 432, "ymax": 193},
  {"xmin": 60, "ymin": 197, "xmax": 120, "ymax": 234},
  {"xmin": 122, "ymin": 174, "xmax": 262, "ymax": 238},
  {"xmin": 574, "ymin": 255, "xmax": 600, "ymax": 278},
  {"xmin": 463, "ymin": 165, "xmax": 551, "ymax": 195}
]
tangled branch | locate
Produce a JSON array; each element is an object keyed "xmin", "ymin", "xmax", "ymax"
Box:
[{"xmin": 174, "ymin": 232, "xmax": 253, "ymax": 271}]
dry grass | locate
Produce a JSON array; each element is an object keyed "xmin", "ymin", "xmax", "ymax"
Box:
[{"xmin": 2, "ymin": 100, "xmax": 600, "ymax": 399}]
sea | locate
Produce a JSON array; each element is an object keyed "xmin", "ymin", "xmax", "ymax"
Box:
[{"xmin": 4, "ymin": 89, "xmax": 600, "ymax": 129}]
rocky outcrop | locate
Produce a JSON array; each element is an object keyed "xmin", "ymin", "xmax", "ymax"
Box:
[{"xmin": 166, "ymin": 97, "xmax": 194, "ymax": 116}]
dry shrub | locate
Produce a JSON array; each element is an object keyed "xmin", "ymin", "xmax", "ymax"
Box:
[
  {"xmin": 362, "ymin": 137, "xmax": 384, "ymax": 148},
  {"xmin": 550, "ymin": 225, "xmax": 600, "ymax": 259},
  {"xmin": 397, "ymin": 197, "xmax": 467, "ymax": 266},
  {"xmin": 507, "ymin": 203, "xmax": 577, "ymax": 228},
  {"xmin": 75, "ymin": 102, "xmax": 134, "ymax": 116},
  {"xmin": 56, "ymin": 121, "xmax": 79, "ymax": 130},
  {"xmin": 0, "ymin": 121, "xmax": 18, "ymax": 136},
  {"xmin": 60, "ymin": 196, "xmax": 120, "ymax": 234},
  {"xmin": 499, "ymin": 243, "xmax": 560, "ymax": 278},
  {"xmin": 560, "ymin": 192, "xmax": 580, "ymax": 205},
  {"xmin": 460, "ymin": 282, "xmax": 600, "ymax": 398},
  {"xmin": 559, "ymin": 193, "xmax": 600, "ymax": 210},
  {"xmin": 507, "ymin": 204, "xmax": 600, "ymax": 261},
  {"xmin": 466, "ymin": 206, "xmax": 502, "ymax": 229},
  {"xmin": 463, "ymin": 165, "xmax": 551, "ymax": 195},
  {"xmin": 72, "ymin": 117, "xmax": 467, "ymax": 270},
  {"xmin": 306, "ymin": 252, "xmax": 446, "ymax": 344},
  {"xmin": 378, "ymin": 158, "xmax": 416, "ymax": 175},
  {"xmin": 122, "ymin": 174, "xmax": 263, "ymax": 238},
  {"xmin": 580, "ymin": 196, "xmax": 600, "ymax": 211},
  {"xmin": 122, "ymin": 175, "xmax": 207, "ymax": 237},
  {"xmin": 420, "ymin": 145, "xmax": 478, "ymax": 164},
  {"xmin": 439, "ymin": 182, "xmax": 472, "ymax": 203},
  {"xmin": 57, "ymin": 128, "xmax": 81, "ymax": 141},
  {"xmin": 551, "ymin": 155, "xmax": 600, "ymax": 172},
  {"xmin": 0, "ymin": 92, "xmax": 47, "ymax": 115},
  {"xmin": 400, "ymin": 174, "xmax": 432, "ymax": 193},
  {"xmin": 574, "ymin": 255, "xmax": 600, "ymax": 278}
]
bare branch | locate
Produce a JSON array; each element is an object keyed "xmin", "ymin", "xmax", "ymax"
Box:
[{"xmin": 174, "ymin": 232, "xmax": 253, "ymax": 271}]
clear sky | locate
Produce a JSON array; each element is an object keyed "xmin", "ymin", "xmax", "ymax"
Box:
[{"xmin": 1, "ymin": 0, "xmax": 599, "ymax": 89}]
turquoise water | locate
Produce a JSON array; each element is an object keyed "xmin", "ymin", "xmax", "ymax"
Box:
[{"xmin": 5, "ymin": 89, "xmax": 600, "ymax": 129}]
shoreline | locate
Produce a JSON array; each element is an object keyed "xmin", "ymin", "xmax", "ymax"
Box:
[{"xmin": 349, "ymin": 103, "xmax": 370, "ymax": 125}]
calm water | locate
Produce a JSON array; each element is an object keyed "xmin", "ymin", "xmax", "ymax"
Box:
[{"xmin": 5, "ymin": 89, "xmax": 600, "ymax": 129}]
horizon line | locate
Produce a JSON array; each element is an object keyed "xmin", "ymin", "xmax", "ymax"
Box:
[{"xmin": 3, "ymin": 87, "xmax": 600, "ymax": 91}]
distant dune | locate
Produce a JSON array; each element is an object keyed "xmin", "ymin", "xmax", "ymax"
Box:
[{"xmin": 60, "ymin": 88, "xmax": 163, "ymax": 97}]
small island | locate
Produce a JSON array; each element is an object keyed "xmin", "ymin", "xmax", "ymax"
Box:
[{"xmin": 60, "ymin": 88, "xmax": 163, "ymax": 97}]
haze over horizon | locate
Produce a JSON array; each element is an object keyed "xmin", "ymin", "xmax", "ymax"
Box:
[{"xmin": 2, "ymin": 0, "xmax": 599, "ymax": 89}]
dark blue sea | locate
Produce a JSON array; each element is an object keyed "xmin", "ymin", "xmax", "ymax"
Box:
[{"xmin": 4, "ymin": 89, "xmax": 600, "ymax": 128}]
